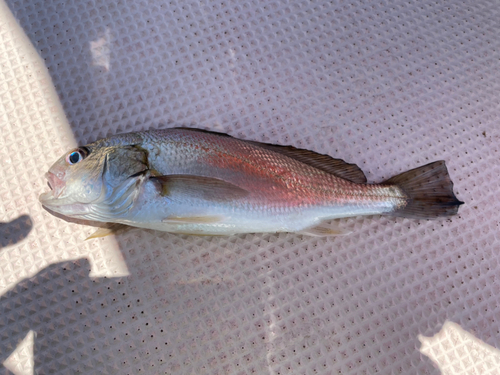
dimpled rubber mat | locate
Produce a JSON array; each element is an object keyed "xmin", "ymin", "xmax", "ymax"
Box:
[{"xmin": 1, "ymin": 0, "xmax": 500, "ymax": 374}]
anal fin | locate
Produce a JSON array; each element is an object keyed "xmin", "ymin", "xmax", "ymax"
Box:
[{"xmin": 297, "ymin": 224, "xmax": 350, "ymax": 237}]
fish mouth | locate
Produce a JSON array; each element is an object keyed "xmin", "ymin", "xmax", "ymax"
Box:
[
  {"xmin": 46, "ymin": 172, "xmax": 65, "ymax": 197},
  {"xmin": 39, "ymin": 171, "xmax": 97, "ymax": 217},
  {"xmin": 39, "ymin": 172, "xmax": 66, "ymax": 205},
  {"xmin": 39, "ymin": 188, "xmax": 89, "ymax": 216}
]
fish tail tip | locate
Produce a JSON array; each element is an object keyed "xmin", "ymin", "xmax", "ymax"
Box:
[{"xmin": 385, "ymin": 161, "xmax": 463, "ymax": 219}]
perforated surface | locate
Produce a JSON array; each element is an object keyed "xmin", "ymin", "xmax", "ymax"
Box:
[
  {"xmin": 1, "ymin": 0, "xmax": 500, "ymax": 374},
  {"xmin": 419, "ymin": 322, "xmax": 500, "ymax": 375}
]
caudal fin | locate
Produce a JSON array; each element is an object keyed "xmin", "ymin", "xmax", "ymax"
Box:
[{"xmin": 385, "ymin": 161, "xmax": 464, "ymax": 219}]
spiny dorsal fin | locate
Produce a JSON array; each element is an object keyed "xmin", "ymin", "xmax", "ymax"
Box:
[{"xmin": 175, "ymin": 127, "xmax": 367, "ymax": 184}]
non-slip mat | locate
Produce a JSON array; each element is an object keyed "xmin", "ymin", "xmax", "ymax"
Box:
[{"xmin": 1, "ymin": 0, "xmax": 500, "ymax": 373}]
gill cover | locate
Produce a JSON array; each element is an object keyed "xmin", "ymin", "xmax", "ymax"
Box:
[
  {"xmin": 41, "ymin": 145, "xmax": 149, "ymax": 221},
  {"xmin": 82, "ymin": 145, "xmax": 149, "ymax": 221}
]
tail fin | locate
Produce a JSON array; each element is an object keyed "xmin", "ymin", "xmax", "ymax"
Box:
[{"xmin": 385, "ymin": 161, "xmax": 464, "ymax": 219}]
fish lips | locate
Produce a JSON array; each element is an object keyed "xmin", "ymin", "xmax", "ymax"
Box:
[
  {"xmin": 39, "ymin": 172, "xmax": 69, "ymax": 208},
  {"xmin": 46, "ymin": 172, "xmax": 65, "ymax": 196}
]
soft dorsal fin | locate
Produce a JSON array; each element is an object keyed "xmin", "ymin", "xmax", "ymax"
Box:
[
  {"xmin": 246, "ymin": 141, "xmax": 367, "ymax": 184},
  {"xmin": 175, "ymin": 127, "xmax": 367, "ymax": 184}
]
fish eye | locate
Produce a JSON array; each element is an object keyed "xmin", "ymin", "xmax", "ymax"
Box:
[
  {"xmin": 66, "ymin": 147, "xmax": 89, "ymax": 165},
  {"xmin": 68, "ymin": 151, "xmax": 82, "ymax": 164}
]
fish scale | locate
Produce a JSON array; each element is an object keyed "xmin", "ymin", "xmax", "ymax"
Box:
[{"xmin": 144, "ymin": 130, "xmax": 361, "ymax": 201}]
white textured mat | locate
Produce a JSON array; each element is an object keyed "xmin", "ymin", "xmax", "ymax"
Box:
[{"xmin": 1, "ymin": 0, "xmax": 500, "ymax": 374}]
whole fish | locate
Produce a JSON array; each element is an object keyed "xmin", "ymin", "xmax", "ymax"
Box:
[{"xmin": 40, "ymin": 128, "xmax": 463, "ymax": 237}]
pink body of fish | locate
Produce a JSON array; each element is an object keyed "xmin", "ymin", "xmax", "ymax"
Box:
[{"xmin": 40, "ymin": 128, "xmax": 463, "ymax": 237}]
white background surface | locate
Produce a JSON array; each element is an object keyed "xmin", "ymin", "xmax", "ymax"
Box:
[{"xmin": 1, "ymin": 0, "xmax": 500, "ymax": 374}]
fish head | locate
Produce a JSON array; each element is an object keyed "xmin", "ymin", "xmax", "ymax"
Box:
[{"xmin": 40, "ymin": 145, "xmax": 148, "ymax": 220}]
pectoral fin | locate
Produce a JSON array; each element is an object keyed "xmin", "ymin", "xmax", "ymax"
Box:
[{"xmin": 152, "ymin": 175, "xmax": 249, "ymax": 202}]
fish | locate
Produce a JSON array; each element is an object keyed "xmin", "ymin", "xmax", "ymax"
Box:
[{"xmin": 39, "ymin": 128, "xmax": 463, "ymax": 237}]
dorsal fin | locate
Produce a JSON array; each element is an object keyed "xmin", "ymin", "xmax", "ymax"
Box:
[
  {"xmin": 245, "ymin": 141, "xmax": 367, "ymax": 184},
  {"xmin": 175, "ymin": 127, "xmax": 367, "ymax": 184}
]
